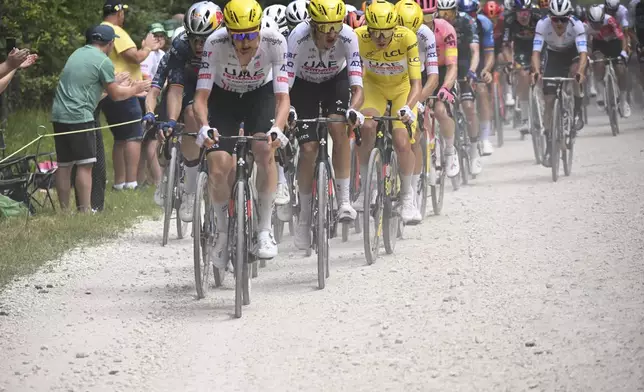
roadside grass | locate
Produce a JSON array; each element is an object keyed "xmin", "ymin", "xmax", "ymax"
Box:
[{"xmin": 0, "ymin": 109, "xmax": 161, "ymax": 288}]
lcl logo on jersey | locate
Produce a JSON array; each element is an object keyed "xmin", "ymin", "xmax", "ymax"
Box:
[{"xmin": 383, "ymin": 49, "xmax": 403, "ymax": 59}]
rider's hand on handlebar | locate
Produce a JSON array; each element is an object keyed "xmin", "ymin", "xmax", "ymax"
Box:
[
  {"xmin": 397, "ymin": 105, "xmax": 416, "ymax": 124},
  {"xmin": 196, "ymin": 125, "xmax": 216, "ymax": 148},
  {"xmin": 437, "ymin": 86, "xmax": 455, "ymax": 104},
  {"xmin": 142, "ymin": 112, "xmax": 155, "ymax": 126},
  {"xmin": 575, "ymin": 72, "xmax": 585, "ymax": 84},
  {"xmin": 619, "ymin": 50, "xmax": 629, "ymax": 63},
  {"xmin": 467, "ymin": 70, "xmax": 477, "ymax": 84},
  {"xmin": 288, "ymin": 106, "xmax": 298, "ymax": 129},
  {"xmin": 346, "ymin": 108, "xmax": 364, "ymax": 128},
  {"xmin": 268, "ymin": 126, "xmax": 288, "ymax": 149},
  {"xmin": 480, "ymin": 70, "xmax": 492, "ymax": 84},
  {"xmin": 531, "ymin": 71, "xmax": 540, "ymax": 86},
  {"xmin": 416, "ymin": 101, "xmax": 425, "ymax": 114},
  {"xmin": 158, "ymin": 120, "xmax": 176, "ymax": 142}
]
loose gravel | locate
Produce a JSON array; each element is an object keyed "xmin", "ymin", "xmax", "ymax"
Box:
[{"xmin": 0, "ymin": 113, "xmax": 643, "ymax": 392}]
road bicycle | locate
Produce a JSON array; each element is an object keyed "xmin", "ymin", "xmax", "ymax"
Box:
[
  {"xmin": 541, "ymin": 77, "xmax": 576, "ymax": 182},
  {"xmin": 290, "ymin": 116, "xmax": 360, "ymax": 289},
  {"xmin": 154, "ymin": 122, "xmax": 190, "ymax": 246},
  {"xmin": 361, "ymin": 103, "xmax": 412, "ymax": 265},
  {"xmin": 592, "ymin": 57, "xmax": 622, "ymax": 136},
  {"xmin": 343, "ymin": 131, "xmax": 363, "ymax": 242},
  {"xmin": 492, "ymin": 62, "xmax": 511, "ymax": 147},
  {"xmin": 417, "ymin": 97, "xmax": 446, "ymax": 218},
  {"xmin": 528, "ymin": 84, "xmax": 546, "ymax": 165},
  {"xmin": 450, "ymin": 79, "xmax": 472, "ymax": 190}
]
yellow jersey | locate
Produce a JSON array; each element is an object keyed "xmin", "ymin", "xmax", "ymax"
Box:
[
  {"xmin": 101, "ymin": 22, "xmax": 143, "ymax": 81},
  {"xmin": 355, "ymin": 25, "xmax": 421, "ymax": 88}
]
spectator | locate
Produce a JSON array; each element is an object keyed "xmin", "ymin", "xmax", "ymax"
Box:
[
  {"xmin": 0, "ymin": 48, "xmax": 37, "ymax": 95},
  {"xmin": 51, "ymin": 24, "xmax": 150, "ymax": 212},
  {"xmin": 101, "ymin": 0, "xmax": 162, "ymax": 191},
  {"xmin": 137, "ymin": 23, "xmax": 167, "ymax": 187}
]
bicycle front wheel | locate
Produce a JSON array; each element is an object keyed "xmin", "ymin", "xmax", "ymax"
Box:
[
  {"xmin": 230, "ymin": 182, "xmax": 250, "ymax": 318},
  {"xmin": 383, "ymin": 151, "xmax": 400, "ymax": 255},
  {"xmin": 316, "ymin": 163, "xmax": 329, "ymax": 289},
  {"xmin": 363, "ymin": 148, "xmax": 383, "ymax": 265},
  {"xmin": 430, "ymin": 134, "xmax": 446, "ymax": 215},
  {"xmin": 419, "ymin": 133, "xmax": 429, "ymax": 218},
  {"xmin": 493, "ymin": 82, "xmax": 504, "ymax": 147},
  {"xmin": 162, "ymin": 146, "xmax": 177, "ymax": 246},
  {"xmin": 175, "ymin": 161, "xmax": 189, "ymax": 239},
  {"xmin": 607, "ymin": 76, "xmax": 620, "ymax": 136},
  {"xmin": 551, "ymin": 100, "xmax": 562, "ymax": 182},
  {"xmin": 529, "ymin": 88, "xmax": 542, "ymax": 165},
  {"xmin": 193, "ymin": 171, "xmax": 213, "ymax": 299}
]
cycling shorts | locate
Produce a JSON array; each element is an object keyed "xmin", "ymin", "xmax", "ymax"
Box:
[
  {"xmin": 362, "ymin": 78, "xmax": 417, "ymax": 133},
  {"xmin": 543, "ymin": 48, "xmax": 580, "ymax": 95},
  {"xmin": 206, "ymin": 82, "xmax": 275, "ymax": 155},
  {"xmin": 290, "ymin": 69, "xmax": 350, "ymax": 145},
  {"xmin": 592, "ymin": 39, "xmax": 622, "ymax": 59},
  {"xmin": 456, "ymin": 63, "xmax": 475, "ymax": 102}
]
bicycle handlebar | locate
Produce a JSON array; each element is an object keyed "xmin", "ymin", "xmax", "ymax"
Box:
[{"xmin": 363, "ymin": 115, "xmax": 414, "ymax": 141}]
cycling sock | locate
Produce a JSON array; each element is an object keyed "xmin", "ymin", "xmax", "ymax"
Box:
[
  {"xmin": 277, "ymin": 164, "xmax": 286, "ymax": 184},
  {"xmin": 445, "ymin": 136, "xmax": 455, "ymax": 150},
  {"xmin": 257, "ymin": 192, "xmax": 274, "ymax": 232},
  {"xmin": 213, "ymin": 201, "xmax": 227, "ymax": 231},
  {"xmin": 400, "ymin": 175, "xmax": 412, "ymax": 197},
  {"xmin": 184, "ymin": 166, "xmax": 198, "ymax": 194},
  {"xmin": 480, "ymin": 122, "xmax": 491, "ymax": 140},
  {"xmin": 335, "ymin": 178, "xmax": 350, "ymax": 205},
  {"xmin": 299, "ymin": 193, "xmax": 312, "ymax": 223},
  {"xmin": 521, "ymin": 100, "xmax": 529, "ymax": 121},
  {"xmin": 411, "ymin": 174, "xmax": 420, "ymax": 198}
]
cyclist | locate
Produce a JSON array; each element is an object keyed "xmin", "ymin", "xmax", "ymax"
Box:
[
  {"xmin": 603, "ymin": 0, "xmax": 631, "ymax": 34},
  {"xmin": 397, "ymin": 0, "xmax": 439, "ymax": 211},
  {"xmin": 263, "ymin": 4, "xmax": 290, "ymax": 37},
  {"xmin": 193, "ymin": 0, "xmax": 291, "ymax": 266},
  {"xmin": 482, "ymin": 1, "xmax": 513, "ymax": 121},
  {"xmin": 286, "ymin": 0, "xmax": 364, "ymax": 248},
  {"xmin": 586, "ymin": 5, "xmax": 630, "ymax": 117},
  {"xmin": 574, "ymin": 5, "xmax": 587, "ymax": 22},
  {"xmin": 418, "ymin": 0, "xmax": 461, "ymax": 178},
  {"xmin": 437, "ymin": 0, "xmax": 483, "ymax": 176},
  {"xmin": 531, "ymin": 0, "xmax": 587, "ymax": 167},
  {"xmin": 143, "ymin": 1, "xmax": 223, "ymax": 220},
  {"xmin": 536, "ymin": 0, "xmax": 550, "ymax": 17},
  {"xmin": 503, "ymin": 0, "xmax": 542, "ymax": 136},
  {"xmin": 286, "ymin": 0, "xmax": 310, "ymax": 31},
  {"xmin": 353, "ymin": 0, "xmax": 422, "ymax": 224},
  {"xmin": 460, "ymin": 0, "xmax": 495, "ymax": 156}
]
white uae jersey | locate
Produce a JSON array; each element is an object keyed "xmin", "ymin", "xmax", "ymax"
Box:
[
  {"xmin": 601, "ymin": 4, "xmax": 630, "ymax": 28},
  {"xmin": 533, "ymin": 17, "xmax": 588, "ymax": 53},
  {"xmin": 416, "ymin": 24, "xmax": 439, "ymax": 75},
  {"xmin": 197, "ymin": 26, "xmax": 289, "ymax": 94}
]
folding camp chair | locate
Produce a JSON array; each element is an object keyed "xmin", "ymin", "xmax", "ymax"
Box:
[{"xmin": 0, "ymin": 153, "xmax": 34, "ymax": 214}]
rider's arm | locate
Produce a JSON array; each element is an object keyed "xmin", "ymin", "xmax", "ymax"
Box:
[
  {"xmin": 442, "ymin": 26, "xmax": 459, "ymax": 90},
  {"xmin": 531, "ymin": 20, "xmax": 546, "ymax": 73},
  {"xmin": 421, "ymin": 29, "xmax": 440, "ymax": 99},
  {"xmin": 468, "ymin": 18, "xmax": 481, "ymax": 73},
  {"xmin": 481, "ymin": 18, "xmax": 496, "ymax": 74},
  {"xmin": 165, "ymin": 82, "xmax": 184, "ymax": 122},
  {"xmin": 345, "ymin": 29, "xmax": 365, "ymax": 110},
  {"xmin": 574, "ymin": 21, "xmax": 589, "ymax": 74},
  {"xmin": 194, "ymin": 46, "xmax": 217, "ymax": 129},
  {"xmin": 272, "ymin": 34, "xmax": 291, "ymax": 130}
]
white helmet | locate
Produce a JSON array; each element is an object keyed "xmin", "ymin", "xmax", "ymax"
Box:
[
  {"xmin": 437, "ymin": 0, "xmax": 458, "ymax": 10},
  {"xmin": 286, "ymin": 0, "xmax": 309, "ymax": 25},
  {"xmin": 504, "ymin": 0, "xmax": 514, "ymax": 10},
  {"xmin": 549, "ymin": 0, "xmax": 572, "ymax": 16},
  {"xmin": 262, "ymin": 16, "xmax": 279, "ymax": 31},
  {"xmin": 263, "ymin": 4, "xmax": 288, "ymax": 29},
  {"xmin": 605, "ymin": 0, "xmax": 620, "ymax": 10},
  {"xmin": 346, "ymin": 4, "xmax": 357, "ymax": 14},
  {"xmin": 184, "ymin": 1, "xmax": 223, "ymax": 36},
  {"xmin": 587, "ymin": 4, "xmax": 605, "ymax": 22}
]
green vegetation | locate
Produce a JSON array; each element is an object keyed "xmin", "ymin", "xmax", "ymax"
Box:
[{"xmin": 0, "ymin": 110, "xmax": 161, "ymax": 288}]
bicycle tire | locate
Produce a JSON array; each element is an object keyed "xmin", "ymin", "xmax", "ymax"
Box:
[
  {"xmin": 607, "ymin": 76, "xmax": 620, "ymax": 136},
  {"xmin": 230, "ymin": 182, "xmax": 248, "ymax": 318},
  {"xmin": 343, "ymin": 141, "xmax": 360, "ymax": 242},
  {"xmin": 363, "ymin": 148, "xmax": 383, "ymax": 265},
  {"xmin": 162, "ymin": 147, "xmax": 177, "ymax": 246},
  {"xmin": 431, "ymin": 134, "xmax": 446, "ymax": 215},
  {"xmin": 493, "ymin": 82, "xmax": 504, "ymax": 147},
  {"xmin": 316, "ymin": 164, "xmax": 329, "ymax": 289},
  {"xmin": 273, "ymin": 211, "xmax": 284, "ymax": 244},
  {"xmin": 551, "ymin": 99, "xmax": 562, "ymax": 182},
  {"xmin": 529, "ymin": 88, "xmax": 542, "ymax": 165},
  {"xmin": 175, "ymin": 161, "xmax": 189, "ymax": 240},
  {"xmin": 193, "ymin": 171, "xmax": 212, "ymax": 299},
  {"xmin": 419, "ymin": 133, "xmax": 429, "ymax": 218},
  {"xmin": 563, "ymin": 101, "xmax": 573, "ymax": 177},
  {"xmin": 383, "ymin": 151, "xmax": 400, "ymax": 255}
]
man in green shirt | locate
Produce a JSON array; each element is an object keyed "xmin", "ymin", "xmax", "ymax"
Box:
[{"xmin": 51, "ymin": 24, "xmax": 150, "ymax": 212}]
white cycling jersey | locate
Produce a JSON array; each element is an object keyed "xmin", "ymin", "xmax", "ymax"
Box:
[
  {"xmin": 286, "ymin": 21, "xmax": 363, "ymax": 87},
  {"xmin": 533, "ymin": 17, "xmax": 588, "ymax": 53},
  {"xmin": 196, "ymin": 26, "xmax": 289, "ymax": 94},
  {"xmin": 628, "ymin": 0, "xmax": 640, "ymax": 28},
  {"xmin": 416, "ymin": 24, "xmax": 439, "ymax": 75},
  {"xmin": 600, "ymin": 4, "xmax": 630, "ymax": 29}
]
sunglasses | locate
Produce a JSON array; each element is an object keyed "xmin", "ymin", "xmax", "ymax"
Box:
[
  {"xmin": 423, "ymin": 13, "xmax": 435, "ymax": 23},
  {"xmin": 368, "ymin": 28, "xmax": 395, "ymax": 39},
  {"xmin": 313, "ymin": 21, "xmax": 343, "ymax": 34},
  {"xmin": 229, "ymin": 31, "xmax": 260, "ymax": 41},
  {"xmin": 550, "ymin": 15, "xmax": 569, "ymax": 24}
]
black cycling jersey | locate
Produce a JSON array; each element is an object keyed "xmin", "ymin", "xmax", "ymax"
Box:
[
  {"xmin": 454, "ymin": 12, "xmax": 479, "ymax": 66},
  {"xmin": 503, "ymin": 10, "xmax": 542, "ymax": 42},
  {"xmin": 636, "ymin": 0, "xmax": 644, "ymax": 42},
  {"xmin": 152, "ymin": 32, "xmax": 202, "ymax": 90}
]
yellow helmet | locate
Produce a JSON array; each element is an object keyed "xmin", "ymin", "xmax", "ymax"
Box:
[
  {"xmin": 395, "ymin": 0, "xmax": 422, "ymax": 32},
  {"xmin": 308, "ymin": 0, "xmax": 346, "ymax": 23},
  {"xmin": 365, "ymin": 0, "xmax": 398, "ymax": 29},
  {"xmin": 223, "ymin": 0, "xmax": 263, "ymax": 31}
]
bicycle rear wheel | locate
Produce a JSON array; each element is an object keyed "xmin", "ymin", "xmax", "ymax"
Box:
[
  {"xmin": 493, "ymin": 82, "xmax": 504, "ymax": 147},
  {"xmin": 607, "ymin": 77, "xmax": 620, "ymax": 136},
  {"xmin": 551, "ymin": 100, "xmax": 562, "ymax": 182},
  {"xmin": 430, "ymin": 134, "xmax": 446, "ymax": 215},
  {"xmin": 316, "ymin": 163, "xmax": 329, "ymax": 289},
  {"xmin": 175, "ymin": 162, "xmax": 189, "ymax": 239},
  {"xmin": 363, "ymin": 148, "xmax": 383, "ymax": 265},
  {"xmin": 383, "ymin": 151, "xmax": 400, "ymax": 255},
  {"xmin": 419, "ymin": 132, "xmax": 429, "ymax": 218},
  {"xmin": 162, "ymin": 147, "xmax": 177, "ymax": 246},
  {"xmin": 193, "ymin": 171, "xmax": 213, "ymax": 299}
]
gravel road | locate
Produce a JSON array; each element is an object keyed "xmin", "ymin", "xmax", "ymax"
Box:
[{"xmin": 1, "ymin": 112, "xmax": 643, "ymax": 392}]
